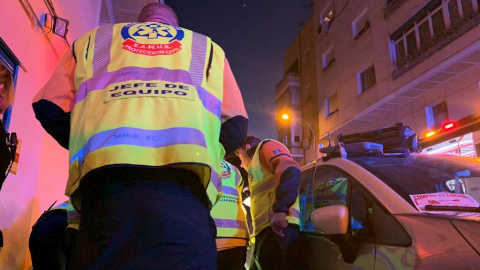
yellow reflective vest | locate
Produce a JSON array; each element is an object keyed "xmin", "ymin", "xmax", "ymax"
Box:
[
  {"xmin": 68, "ymin": 22, "xmax": 226, "ymax": 209},
  {"xmin": 247, "ymin": 140, "xmax": 300, "ymax": 237},
  {"xmin": 211, "ymin": 160, "xmax": 249, "ymax": 251}
]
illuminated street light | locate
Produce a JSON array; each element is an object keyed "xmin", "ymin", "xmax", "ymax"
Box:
[{"xmin": 281, "ymin": 112, "xmax": 317, "ymax": 161}]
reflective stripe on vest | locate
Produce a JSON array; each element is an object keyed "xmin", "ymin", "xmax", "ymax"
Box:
[
  {"xmin": 247, "ymin": 140, "xmax": 300, "ymax": 237},
  {"xmin": 51, "ymin": 201, "xmax": 69, "ymax": 211},
  {"xmin": 66, "ymin": 201, "xmax": 81, "ymax": 230},
  {"xmin": 74, "ymin": 67, "xmax": 221, "ymax": 119},
  {"xmin": 211, "ymin": 161, "xmax": 249, "ymax": 250},
  {"xmin": 68, "ymin": 23, "xmax": 225, "ymax": 209}
]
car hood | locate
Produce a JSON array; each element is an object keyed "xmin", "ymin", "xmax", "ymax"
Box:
[
  {"xmin": 417, "ymin": 213, "xmax": 480, "ymax": 254},
  {"xmin": 450, "ymin": 218, "xmax": 480, "ymax": 255}
]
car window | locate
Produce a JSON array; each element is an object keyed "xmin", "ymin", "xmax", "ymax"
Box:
[
  {"xmin": 350, "ymin": 184, "xmax": 374, "ymax": 239},
  {"xmin": 300, "ymin": 165, "xmax": 411, "ymax": 246},
  {"xmin": 300, "ymin": 165, "xmax": 370, "ymax": 237},
  {"xmin": 300, "ymin": 166, "xmax": 347, "ymax": 231},
  {"xmin": 350, "ymin": 180, "xmax": 411, "ymax": 246}
]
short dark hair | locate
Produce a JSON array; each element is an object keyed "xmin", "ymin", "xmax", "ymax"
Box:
[
  {"xmin": 235, "ymin": 135, "xmax": 261, "ymax": 156},
  {"xmin": 137, "ymin": 3, "xmax": 178, "ymax": 25}
]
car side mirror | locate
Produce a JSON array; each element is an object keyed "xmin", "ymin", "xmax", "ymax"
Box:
[
  {"xmin": 311, "ymin": 205, "xmax": 348, "ymax": 234},
  {"xmin": 311, "ymin": 205, "xmax": 359, "ymax": 264}
]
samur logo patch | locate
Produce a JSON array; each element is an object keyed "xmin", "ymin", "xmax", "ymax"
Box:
[{"xmin": 121, "ymin": 23, "xmax": 185, "ymax": 56}]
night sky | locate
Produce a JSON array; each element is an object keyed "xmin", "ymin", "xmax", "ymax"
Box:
[{"xmin": 167, "ymin": 0, "xmax": 313, "ymax": 140}]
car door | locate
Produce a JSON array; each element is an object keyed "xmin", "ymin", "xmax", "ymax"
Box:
[
  {"xmin": 298, "ymin": 163, "xmax": 415, "ymax": 270},
  {"xmin": 298, "ymin": 165, "xmax": 376, "ymax": 270}
]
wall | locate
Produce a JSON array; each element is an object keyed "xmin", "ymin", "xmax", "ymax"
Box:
[{"xmin": 0, "ymin": 0, "xmax": 101, "ymax": 269}]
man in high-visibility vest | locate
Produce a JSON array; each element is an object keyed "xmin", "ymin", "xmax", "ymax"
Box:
[
  {"xmin": 235, "ymin": 135, "xmax": 301, "ymax": 270},
  {"xmin": 212, "ymin": 160, "xmax": 249, "ymax": 270},
  {"xmin": 32, "ymin": 3, "xmax": 248, "ymax": 269}
]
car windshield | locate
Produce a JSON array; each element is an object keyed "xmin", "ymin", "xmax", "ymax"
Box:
[{"xmin": 349, "ymin": 154, "xmax": 480, "ymax": 208}]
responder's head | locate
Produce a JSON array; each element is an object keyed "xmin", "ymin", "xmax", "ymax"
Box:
[
  {"xmin": 0, "ymin": 63, "xmax": 14, "ymax": 114},
  {"xmin": 137, "ymin": 3, "xmax": 178, "ymax": 26},
  {"xmin": 235, "ymin": 135, "xmax": 261, "ymax": 169}
]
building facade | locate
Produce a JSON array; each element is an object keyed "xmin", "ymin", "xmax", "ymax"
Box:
[
  {"xmin": 277, "ymin": 0, "xmax": 480, "ymax": 165},
  {"xmin": 276, "ymin": 17, "xmax": 320, "ymax": 165}
]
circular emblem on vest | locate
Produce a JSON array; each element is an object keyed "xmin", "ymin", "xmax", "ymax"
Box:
[{"xmin": 121, "ymin": 23, "xmax": 185, "ymax": 56}]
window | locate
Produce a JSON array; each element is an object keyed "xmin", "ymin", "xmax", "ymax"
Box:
[
  {"xmin": 300, "ymin": 167, "xmax": 349, "ymax": 232},
  {"xmin": 304, "ymin": 83, "xmax": 312, "ymax": 101},
  {"xmin": 359, "ymin": 65, "xmax": 376, "ymax": 94},
  {"xmin": 322, "ymin": 46, "xmax": 335, "ymax": 70},
  {"xmin": 303, "ymin": 47, "xmax": 311, "ymax": 66},
  {"xmin": 353, "ymin": 9, "xmax": 370, "ymax": 40},
  {"xmin": 0, "ymin": 37, "xmax": 22, "ymax": 132},
  {"xmin": 462, "ymin": 0, "xmax": 476, "ymax": 19},
  {"xmin": 432, "ymin": 100, "xmax": 449, "ymax": 128},
  {"xmin": 299, "ymin": 165, "xmax": 411, "ymax": 246},
  {"xmin": 320, "ymin": 4, "xmax": 334, "ymax": 31},
  {"xmin": 326, "ymin": 92, "xmax": 338, "ymax": 116},
  {"xmin": 299, "ymin": 166, "xmax": 374, "ymax": 239},
  {"xmin": 391, "ymin": 0, "xmax": 480, "ymax": 70},
  {"xmin": 426, "ymin": 100, "xmax": 449, "ymax": 129}
]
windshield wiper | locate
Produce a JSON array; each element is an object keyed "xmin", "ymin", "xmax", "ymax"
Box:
[{"xmin": 425, "ymin": 205, "xmax": 480, "ymax": 212}]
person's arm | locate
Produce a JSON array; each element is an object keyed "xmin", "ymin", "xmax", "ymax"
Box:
[
  {"xmin": 220, "ymin": 58, "xmax": 248, "ymax": 155},
  {"xmin": 260, "ymin": 140, "xmax": 300, "ymax": 236},
  {"xmin": 208, "ymin": 42, "xmax": 248, "ymax": 156},
  {"xmin": 32, "ymin": 49, "xmax": 76, "ymax": 149}
]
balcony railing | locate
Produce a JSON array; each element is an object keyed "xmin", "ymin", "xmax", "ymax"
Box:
[
  {"xmin": 390, "ymin": 0, "xmax": 480, "ymax": 78},
  {"xmin": 275, "ymin": 72, "xmax": 300, "ymax": 93}
]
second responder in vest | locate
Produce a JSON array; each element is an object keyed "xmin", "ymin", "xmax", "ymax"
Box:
[
  {"xmin": 212, "ymin": 160, "xmax": 249, "ymax": 270},
  {"xmin": 235, "ymin": 135, "xmax": 301, "ymax": 270}
]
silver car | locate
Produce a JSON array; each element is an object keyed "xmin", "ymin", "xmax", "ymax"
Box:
[{"xmin": 298, "ymin": 143, "xmax": 480, "ymax": 269}]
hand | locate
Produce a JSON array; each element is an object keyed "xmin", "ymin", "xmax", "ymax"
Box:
[{"xmin": 271, "ymin": 212, "xmax": 287, "ymax": 237}]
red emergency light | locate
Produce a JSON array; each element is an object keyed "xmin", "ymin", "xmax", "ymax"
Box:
[{"xmin": 442, "ymin": 121, "xmax": 457, "ymax": 131}]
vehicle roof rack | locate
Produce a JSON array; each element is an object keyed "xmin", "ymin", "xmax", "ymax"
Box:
[{"xmin": 321, "ymin": 123, "xmax": 421, "ymax": 161}]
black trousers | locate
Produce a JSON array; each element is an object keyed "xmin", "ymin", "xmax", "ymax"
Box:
[
  {"xmin": 71, "ymin": 168, "xmax": 217, "ymax": 270},
  {"xmin": 248, "ymin": 225, "xmax": 301, "ymax": 270},
  {"xmin": 217, "ymin": 246, "xmax": 247, "ymax": 270},
  {"xmin": 29, "ymin": 209, "xmax": 68, "ymax": 270}
]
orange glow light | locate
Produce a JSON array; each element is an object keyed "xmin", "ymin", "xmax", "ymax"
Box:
[
  {"xmin": 281, "ymin": 113, "xmax": 289, "ymax": 120},
  {"xmin": 425, "ymin": 131, "xmax": 435, "ymax": 138}
]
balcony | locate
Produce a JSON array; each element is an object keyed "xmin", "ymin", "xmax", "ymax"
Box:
[
  {"xmin": 391, "ymin": 0, "xmax": 480, "ymax": 79},
  {"xmin": 275, "ymin": 72, "xmax": 300, "ymax": 98}
]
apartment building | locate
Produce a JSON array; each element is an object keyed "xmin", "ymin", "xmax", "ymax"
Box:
[
  {"xmin": 277, "ymin": 0, "xmax": 480, "ymax": 165},
  {"xmin": 275, "ymin": 16, "xmax": 319, "ymax": 165}
]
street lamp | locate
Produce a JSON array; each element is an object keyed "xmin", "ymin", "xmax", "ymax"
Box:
[{"xmin": 281, "ymin": 113, "xmax": 317, "ymax": 161}]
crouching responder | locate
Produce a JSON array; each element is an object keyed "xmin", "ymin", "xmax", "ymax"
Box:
[
  {"xmin": 0, "ymin": 62, "xmax": 16, "ymax": 253},
  {"xmin": 235, "ymin": 135, "xmax": 301, "ymax": 270},
  {"xmin": 29, "ymin": 200, "xmax": 80, "ymax": 270},
  {"xmin": 212, "ymin": 160, "xmax": 250, "ymax": 270}
]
